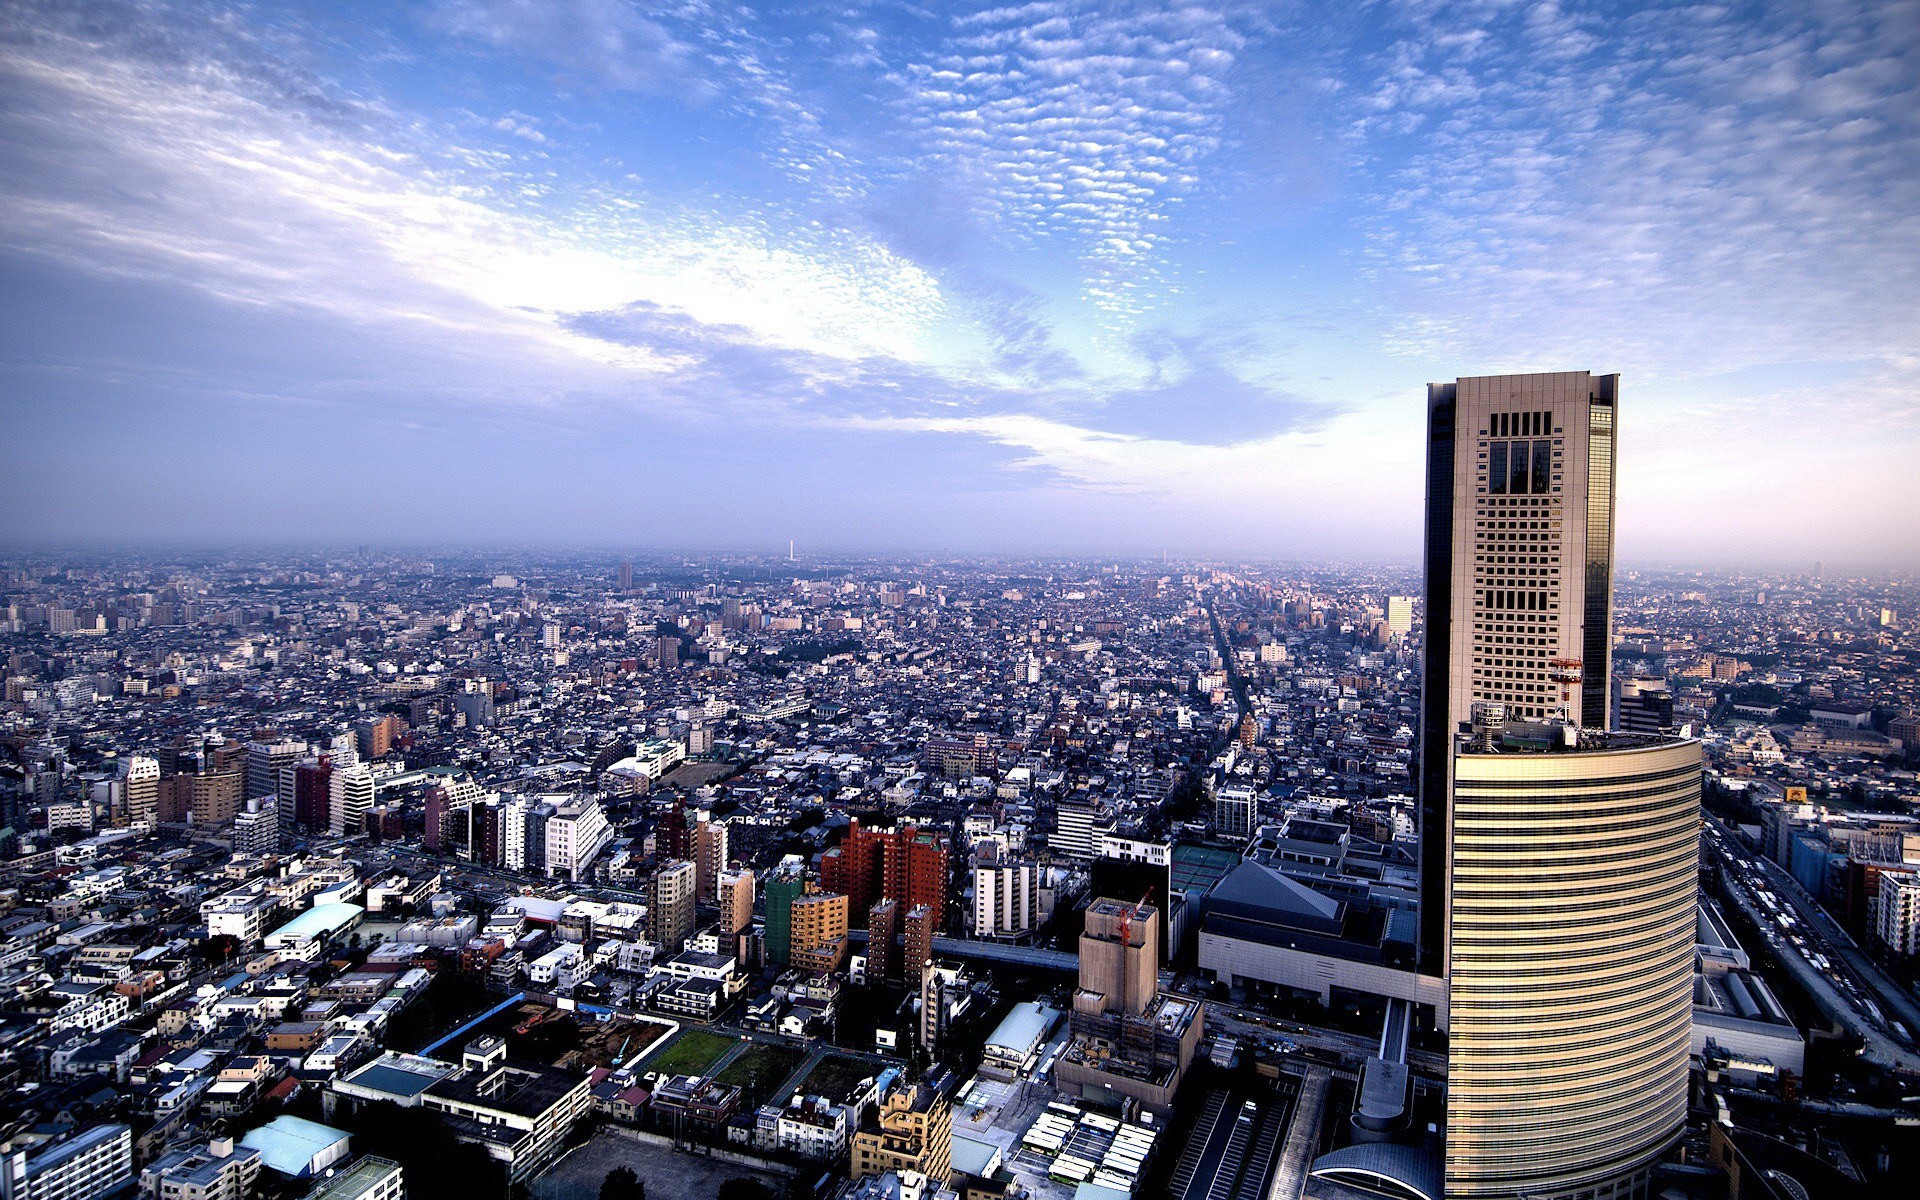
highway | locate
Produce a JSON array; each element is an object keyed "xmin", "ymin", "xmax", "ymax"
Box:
[{"xmin": 1703, "ymin": 815, "xmax": 1920, "ymax": 1074}]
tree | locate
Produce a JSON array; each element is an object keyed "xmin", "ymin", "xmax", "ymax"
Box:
[{"xmin": 600, "ymin": 1167, "xmax": 644, "ymax": 1200}]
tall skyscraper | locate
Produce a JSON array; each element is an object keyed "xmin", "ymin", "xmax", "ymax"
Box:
[
  {"xmin": 122, "ymin": 756, "xmax": 159, "ymax": 830},
  {"xmin": 1420, "ymin": 370, "xmax": 1618, "ymax": 971},
  {"xmin": 1420, "ymin": 373, "xmax": 1701, "ymax": 1200}
]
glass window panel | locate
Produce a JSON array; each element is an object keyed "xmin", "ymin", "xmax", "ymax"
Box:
[
  {"xmin": 1488, "ymin": 442, "xmax": 1508, "ymax": 494},
  {"xmin": 1509, "ymin": 440, "xmax": 1531, "ymax": 494},
  {"xmin": 1532, "ymin": 439, "xmax": 1552, "ymax": 493}
]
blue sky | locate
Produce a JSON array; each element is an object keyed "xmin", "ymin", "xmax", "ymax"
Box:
[{"xmin": 2, "ymin": 0, "xmax": 1916, "ymax": 564}]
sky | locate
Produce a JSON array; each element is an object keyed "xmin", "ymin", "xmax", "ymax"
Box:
[{"xmin": 1, "ymin": 0, "xmax": 1917, "ymax": 566}]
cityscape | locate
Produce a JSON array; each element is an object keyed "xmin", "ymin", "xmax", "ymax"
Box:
[{"xmin": 3, "ymin": 6, "xmax": 1919, "ymax": 1200}]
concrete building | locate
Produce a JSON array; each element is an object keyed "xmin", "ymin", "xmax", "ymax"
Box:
[
  {"xmin": 650, "ymin": 858, "xmax": 697, "ymax": 954},
  {"xmin": 543, "ymin": 797, "xmax": 611, "ymax": 880},
  {"xmin": 718, "ymin": 867, "xmax": 755, "ymax": 937},
  {"xmin": 790, "ymin": 892, "xmax": 851, "ymax": 974},
  {"xmin": 1053, "ymin": 900, "xmax": 1202, "ymax": 1114},
  {"xmin": 693, "ymin": 814, "xmax": 728, "ymax": 900},
  {"xmin": 851, "ymin": 1079, "xmax": 953, "ymax": 1186},
  {"xmin": 971, "ymin": 854, "xmax": 1040, "ymax": 939},
  {"xmin": 1213, "ymin": 785, "xmax": 1257, "ymax": 841},
  {"xmin": 0, "ymin": 1124, "xmax": 134, "ymax": 1200},
  {"xmin": 305, "ymin": 1159, "xmax": 403, "ymax": 1200},
  {"xmin": 1877, "ymin": 870, "xmax": 1920, "ymax": 956},
  {"xmin": 139, "ymin": 1138, "xmax": 261, "ymax": 1200},
  {"xmin": 122, "ymin": 756, "xmax": 159, "ymax": 830},
  {"xmin": 328, "ymin": 765, "xmax": 374, "ymax": 836}
]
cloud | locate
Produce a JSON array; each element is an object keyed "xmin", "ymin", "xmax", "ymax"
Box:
[
  {"xmin": 0, "ymin": 3, "xmax": 949, "ymax": 378},
  {"xmin": 430, "ymin": 0, "xmax": 706, "ymax": 95},
  {"xmin": 891, "ymin": 1, "xmax": 1252, "ymax": 319}
]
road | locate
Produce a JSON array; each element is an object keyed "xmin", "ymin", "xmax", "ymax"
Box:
[{"xmin": 1703, "ymin": 816, "xmax": 1920, "ymax": 1074}]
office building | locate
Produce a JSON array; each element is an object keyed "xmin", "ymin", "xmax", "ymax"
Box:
[
  {"xmin": 544, "ymin": 797, "xmax": 611, "ymax": 880},
  {"xmin": 1614, "ymin": 676, "xmax": 1678, "ymax": 736},
  {"xmin": 1421, "ymin": 370, "xmax": 1619, "ymax": 973},
  {"xmin": 1386, "ymin": 595, "xmax": 1415, "ymax": 640},
  {"xmin": 1051, "ymin": 798, "xmax": 1110, "ymax": 859},
  {"xmin": 650, "ymin": 859, "xmax": 697, "ymax": 953},
  {"xmin": 245, "ymin": 739, "xmax": 305, "ymax": 805},
  {"xmin": 1443, "ymin": 715, "xmax": 1700, "ymax": 1200}
]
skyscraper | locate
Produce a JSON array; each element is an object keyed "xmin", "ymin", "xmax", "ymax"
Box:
[
  {"xmin": 1420, "ymin": 370, "xmax": 1619, "ymax": 972},
  {"xmin": 1420, "ymin": 373, "xmax": 1700, "ymax": 1200}
]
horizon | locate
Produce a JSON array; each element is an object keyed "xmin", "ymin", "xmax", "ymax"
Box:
[{"xmin": 3, "ymin": 1, "xmax": 1917, "ymax": 565}]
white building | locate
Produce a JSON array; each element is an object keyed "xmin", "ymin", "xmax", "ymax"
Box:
[
  {"xmin": 1878, "ymin": 871, "xmax": 1920, "ymax": 956},
  {"xmin": 0, "ymin": 1123, "xmax": 133, "ymax": 1200},
  {"xmin": 543, "ymin": 798, "xmax": 611, "ymax": 881},
  {"xmin": 1214, "ymin": 786, "xmax": 1257, "ymax": 841},
  {"xmin": 972, "ymin": 858, "xmax": 1041, "ymax": 939},
  {"xmin": 329, "ymin": 766, "xmax": 374, "ymax": 836}
]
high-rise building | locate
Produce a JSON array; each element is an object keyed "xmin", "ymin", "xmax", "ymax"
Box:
[
  {"xmin": 1213, "ymin": 785, "xmax": 1257, "ymax": 841},
  {"xmin": 971, "ymin": 854, "xmax": 1040, "ymax": 939},
  {"xmin": 866, "ymin": 898, "xmax": 899, "ymax": 981},
  {"xmin": 718, "ymin": 867, "xmax": 755, "ymax": 938},
  {"xmin": 763, "ymin": 867, "xmax": 806, "ymax": 966},
  {"xmin": 1386, "ymin": 595, "xmax": 1415, "ymax": 640},
  {"xmin": 1420, "ymin": 370, "xmax": 1619, "ymax": 973},
  {"xmin": 1613, "ymin": 675, "xmax": 1678, "ymax": 736},
  {"xmin": 650, "ymin": 859, "xmax": 697, "ymax": 953},
  {"xmin": 329, "ymin": 764, "xmax": 374, "ymax": 835},
  {"xmin": 617, "ymin": 559, "xmax": 633, "ymax": 590},
  {"xmin": 902, "ymin": 903, "xmax": 937, "ymax": 980},
  {"xmin": 292, "ymin": 758, "xmax": 332, "ymax": 832},
  {"xmin": 693, "ymin": 813, "xmax": 728, "ymax": 900},
  {"xmin": 790, "ymin": 892, "xmax": 850, "ymax": 974},
  {"xmin": 544, "ymin": 798, "xmax": 611, "ymax": 880},
  {"xmin": 232, "ymin": 799, "xmax": 279, "ymax": 857},
  {"xmin": 1443, "ymin": 716, "xmax": 1700, "ymax": 1200},
  {"xmin": 1421, "ymin": 372, "xmax": 1701, "ymax": 1200},
  {"xmin": 1051, "ymin": 798, "xmax": 1109, "ymax": 859},
  {"xmin": 823, "ymin": 821, "xmax": 948, "ymax": 930},
  {"xmin": 245, "ymin": 739, "xmax": 305, "ymax": 805},
  {"xmin": 1877, "ymin": 870, "xmax": 1920, "ymax": 956},
  {"xmin": 122, "ymin": 756, "xmax": 159, "ymax": 830}
]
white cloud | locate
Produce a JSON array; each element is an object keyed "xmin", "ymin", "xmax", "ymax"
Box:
[{"xmin": 0, "ymin": 9, "xmax": 948, "ymax": 379}]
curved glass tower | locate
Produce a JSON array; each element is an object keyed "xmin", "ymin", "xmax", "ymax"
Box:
[{"xmin": 1444, "ymin": 727, "xmax": 1700, "ymax": 1200}]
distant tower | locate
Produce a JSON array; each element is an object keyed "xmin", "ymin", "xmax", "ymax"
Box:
[{"xmin": 618, "ymin": 558, "xmax": 634, "ymax": 590}]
